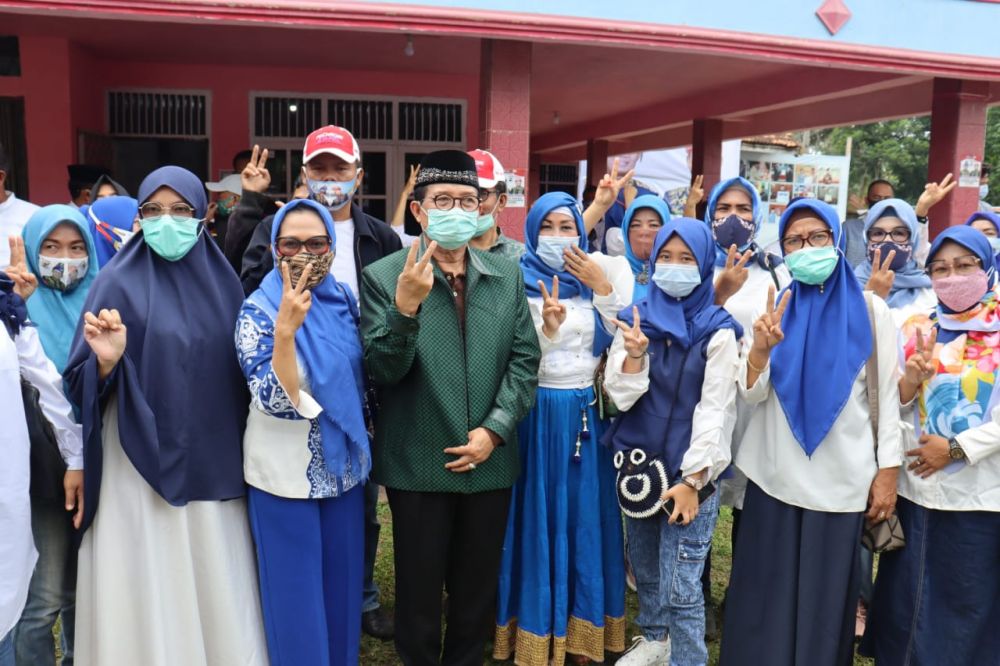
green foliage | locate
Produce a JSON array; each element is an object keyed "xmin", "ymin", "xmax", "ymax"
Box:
[
  {"xmin": 810, "ymin": 118, "xmax": 931, "ymax": 203},
  {"xmin": 985, "ymin": 107, "xmax": 1000, "ymax": 202},
  {"xmin": 810, "ymin": 108, "xmax": 1000, "ymax": 207}
]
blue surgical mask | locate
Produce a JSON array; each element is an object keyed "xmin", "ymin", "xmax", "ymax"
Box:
[
  {"xmin": 989, "ymin": 236, "xmax": 1000, "ymax": 254},
  {"xmin": 423, "ymin": 207, "xmax": 479, "ymax": 250},
  {"xmin": 140, "ymin": 215, "xmax": 202, "ymax": 261},
  {"xmin": 474, "ymin": 200, "xmax": 500, "ymax": 238},
  {"xmin": 651, "ymin": 262, "xmax": 702, "ymax": 298},
  {"xmin": 536, "ymin": 236, "xmax": 579, "ymax": 270},
  {"xmin": 308, "ymin": 177, "xmax": 356, "ymax": 211},
  {"xmin": 785, "ymin": 245, "xmax": 839, "ymax": 285},
  {"xmin": 980, "ymin": 184, "xmax": 990, "ymax": 200}
]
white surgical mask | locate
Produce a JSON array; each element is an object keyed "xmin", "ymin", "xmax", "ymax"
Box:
[{"xmin": 38, "ymin": 255, "xmax": 89, "ymax": 292}]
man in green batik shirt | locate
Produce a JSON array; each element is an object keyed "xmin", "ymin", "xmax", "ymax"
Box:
[{"xmin": 360, "ymin": 149, "xmax": 540, "ymax": 665}]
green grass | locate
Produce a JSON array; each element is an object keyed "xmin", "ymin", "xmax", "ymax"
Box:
[{"xmin": 362, "ymin": 502, "xmax": 875, "ymax": 665}]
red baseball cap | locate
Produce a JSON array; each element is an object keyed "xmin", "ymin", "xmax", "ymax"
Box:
[
  {"xmin": 303, "ymin": 126, "xmax": 361, "ymax": 164},
  {"xmin": 468, "ymin": 149, "xmax": 504, "ymax": 189}
]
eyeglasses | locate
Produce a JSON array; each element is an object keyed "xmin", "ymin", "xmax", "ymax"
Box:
[
  {"xmin": 925, "ymin": 255, "xmax": 982, "ymax": 279},
  {"xmin": 275, "ymin": 235, "xmax": 333, "ymax": 257},
  {"xmin": 423, "ymin": 194, "xmax": 482, "ymax": 213},
  {"xmin": 139, "ymin": 202, "xmax": 197, "ymax": 219},
  {"xmin": 782, "ymin": 230, "xmax": 833, "ymax": 253},
  {"xmin": 867, "ymin": 227, "xmax": 911, "ymax": 243}
]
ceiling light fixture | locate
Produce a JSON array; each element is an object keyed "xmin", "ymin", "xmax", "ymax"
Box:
[{"xmin": 288, "ymin": 103, "xmax": 298, "ymax": 113}]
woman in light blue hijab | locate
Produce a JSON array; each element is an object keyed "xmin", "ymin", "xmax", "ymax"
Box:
[{"xmin": 22, "ymin": 204, "xmax": 99, "ymax": 371}]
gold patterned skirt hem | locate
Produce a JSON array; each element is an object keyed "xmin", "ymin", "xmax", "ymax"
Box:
[{"xmin": 493, "ymin": 614, "xmax": 626, "ymax": 665}]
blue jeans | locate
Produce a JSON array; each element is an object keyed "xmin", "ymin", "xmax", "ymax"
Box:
[
  {"xmin": 627, "ymin": 491, "xmax": 718, "ymax": 666},
  {"xmin": 14, "ymin": 498, "xmax": 75, "ymax": 666},
  {"xmin": 0, "ymin": 630, "xmax": 14, "ymax": 666},
  {"xmin": 362, "ymin": 481, "xmax": 382, "ymax": 613}
]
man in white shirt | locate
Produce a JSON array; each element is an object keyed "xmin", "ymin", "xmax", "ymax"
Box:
[{"xmin": 0, "ymin": 144, "xmax": 40, "ymax": 267}]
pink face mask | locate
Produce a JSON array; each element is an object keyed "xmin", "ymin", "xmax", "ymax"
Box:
[{"xmin": 932, "ymin": 270, "xmax": 989, "ymax": 312}]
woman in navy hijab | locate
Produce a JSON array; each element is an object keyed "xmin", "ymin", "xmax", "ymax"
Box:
[
  {"xmin": 602, "ymin": 218, "xmax": 742, "ymax": 666},
  {"xmin": 64, "ymin": 166, "xmax": 267, "ymax": 665},
  {"xmin": 720, "ymin": 199, "xmax": 902, "ymax": 666}
]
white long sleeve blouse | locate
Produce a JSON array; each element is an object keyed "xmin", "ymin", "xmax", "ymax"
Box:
[
  {"xmin": 528, "ymin": 253, "xmax": 633, "ymax": 389},
  {"xmin": 735, "ymin": 293, "xmax": 904, "ymax": 513}
]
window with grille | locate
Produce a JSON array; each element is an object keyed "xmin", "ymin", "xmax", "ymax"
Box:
[
  {"xmin": 540, "ymin": 163, "xmax": 579, "ymax": 196},
  {"xmin": 252, "ymin": 94, "xmax": 463, "ymax": 145},
  {"xmin": 397, "ymin": 102, "xmax": 463, "ymax": 143},
  {"xmin": 108, "ymin": 91, "xmax": 208, "ymax": 137},
  {"xmin": 327, "ymin": 99, "xmax": 393, "ymax": 141},
  {"xmin": 254, "ymin": 96, "xmax": 323, "ymax": 138}
]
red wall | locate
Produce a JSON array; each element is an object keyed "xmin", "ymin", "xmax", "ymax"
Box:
[{"xmin": 6, "ymin": 37, "xmax": 481, "ymax": 204}]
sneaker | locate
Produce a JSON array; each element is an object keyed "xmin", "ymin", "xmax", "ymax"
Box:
[{"xmin": 615, "ymin": 636, "xmax": 670, "ymax": 665}]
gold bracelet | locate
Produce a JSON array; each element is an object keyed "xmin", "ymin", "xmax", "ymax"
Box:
[{"xmin": 746, "ymin": 353, "xmax": 769, "ymax": 374}]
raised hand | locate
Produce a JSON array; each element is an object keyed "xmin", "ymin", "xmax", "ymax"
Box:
[
  {"xmin": 538, "ymin": 276, "xmax": 567, "ymax": 337},
  {"xmin": 714, "ymin": 244, "xmax": 752, "ymax": 306},
  {"xmin": 83, "ymin": 308, "xmax": 126, "ymax": 376},
  {"xmin": 915, "ymin": 173, "xmax": 956, "ymax": 217},
  {"xmin": 751, "ymin": 285, "xmax": 791, "ymax": 354},
  {"xmin": 592, "ymin": 158, "xmax": 636, "ymax": 210},
  {"xmin": 903, "ymin": 328, "xmax": 937, "ymax": 388},
  {"xmin": 394, "ymin": 241, "xmax": 438, "ymax": 316},
  {"xmin": 241, "ymin": 145, "xmax": 271, "ymax": 194},
  {"xmin": 564, "ymin": 246, "xmax": 612, "ymax": 296},
  {"xmin": 275, "ymin": 262, "xmax": 313, "ymax": 336},
  {"xmin": 5, "ymin": 236, "xmax": 37, "ymax": 301},
  {"xmin": 614, "ymin": 306, "xmax": 649, "ymax": 359},
  {"xmin": 683, "ymin": 174, "xmax": 705, "ymax": 218},
  {"xmin": 865, "ymin": 246, "xmax": 897, "ymax": 300},
  {"xmin": 404, "ymin": 164, "xmax": 421, "ymax": 195}
]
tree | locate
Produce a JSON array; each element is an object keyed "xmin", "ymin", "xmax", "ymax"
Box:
[
  {"xmin": 809, "ymin": 118, "xmax": 931, "ymax": 203},
  {"xmin": 984, "ymin": 106, "xmax": 1000, "ymax": 203}
]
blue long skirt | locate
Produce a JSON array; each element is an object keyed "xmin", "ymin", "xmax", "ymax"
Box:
[
  {"xmin": 859, "ymin": 497, "xmax": 1000, "ymax": 665},
  {"xmin": 494, "ymin": 387, "xmax": 626, "ymax": 665}
]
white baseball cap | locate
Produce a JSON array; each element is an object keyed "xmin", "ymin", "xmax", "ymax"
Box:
[{"xmin": 205, "ymin": 173, "xmax": 243, "ymax": 194}]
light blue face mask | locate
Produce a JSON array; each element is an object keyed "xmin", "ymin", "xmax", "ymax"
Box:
[
  {"xmin": 307, "ymin": 176, "xmax": 357, "ymax": 211},
  {"xmin": 981, "ymin": 184, "xmax": 990, "ymax": 200},
  {"xmin": 989, "ymin": 236, "xmax": 1000, "ymax": 254},
  {"xmin": 651, "ymin": 262, "xmax": 702, "ymax": 298},
  {"xmin": 536, "ymin": 235, "xmax": 580, "ymax": 270},
  {"xmin": 785, "ymin": 245, "xmax": 839, "ymax": 285},
  {"xmin": 423, "ymin": 207, "xmax": 479, "ymax": 250},
  {"xmin": 140, "ymin": 215, "xmax": 203, "ymax": 261},
  {"xmin": 474, "ymin": 200, "xmax": 501, "ymax": 238}
]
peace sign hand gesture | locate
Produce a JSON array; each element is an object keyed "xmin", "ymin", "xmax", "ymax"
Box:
[
  {"xmin": 683, "ymin": 174, "xmax": 705, "ymax": 218},
  {"xmin": 404, "ymin": 164, "xmax": 421, "ymax": 196},
  {"xmin": 865, "ymin": 246, "xmax": 897, "ymax": 300},
  {"xmin": 903, "ymin": 328, "xmax": 938, "ymax": 388},
  {"xmin": 751, "ymin": 285, "xmax": 791, "ymax": 354},
  {"xmin": 592, "ymin": 158, "xmax": 636, "ymax": 210},
  {"xmin": 538, "ymin": 276, "xmax": 567, "ymax": 338},
  {"xmin": 241, "ymin": 145, "xmax": 271, "ymax": 194},
  {"xmin": 395, "ymin": 241, "xmax": 438, "ymax": 316},
  {"xmin": 275, "ymin": 262, "xmax": 313, "ymax": 336},
  {"xmin": 915, "ymin": 173, "xmax": 956, "ymax": 217},
  {"xmin": 5, "ymin": 236, "xmax": 37, "ymax": 301},
  {"xmin": 714, "ymin": 244, "xmax": 752, "ymax": 306},
  {"xmin": 614, "ymin": 306, "xmax": 649, "ymax": 359}
]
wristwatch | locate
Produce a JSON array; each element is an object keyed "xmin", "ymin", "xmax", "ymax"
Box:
[
  {"xmin": 948, "ymin": 437, "xmax": 967, "ymax": 462},
  {"xmin": 681, "ymin": 474, "xmax": 705, "ymax": 491}
]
